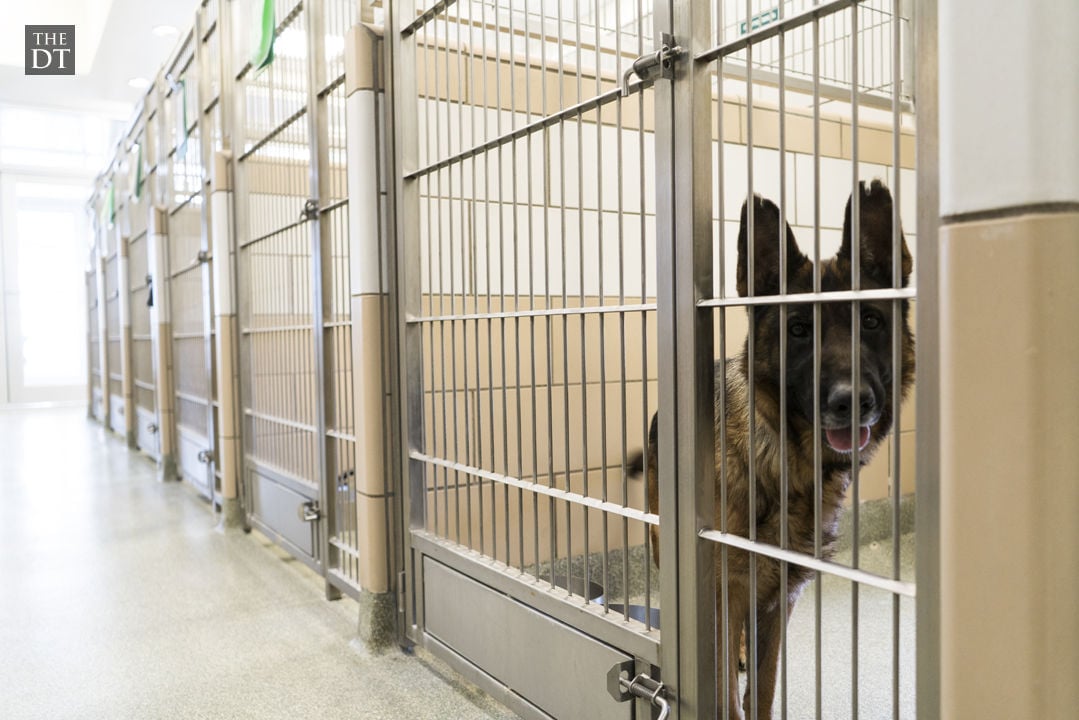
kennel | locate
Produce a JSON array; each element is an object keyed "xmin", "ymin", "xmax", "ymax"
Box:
[
  {"xmin": 124, "ymin": 107, "xmax": 162, "ymax": 460},
  {"xmin": 83, "ymin": 0, "xmax": 939, "ymax": 716},
  {"xmin": 231, "ymin": 0, "xmax": 395, "ymax": 601},
  {"xmin": 86, "ymin": 230, "xmax": 104, "ymax": 423},
  {"xmin": 154, "ymin": 16, "xmax": 220, "ymax": 500},
  {"xmin": 389, "ymin": 0, "xmax": 926, "ymax": 718}
]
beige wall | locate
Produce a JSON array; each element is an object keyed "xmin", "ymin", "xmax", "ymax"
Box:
[{"xmin": 939, "ymin": 213, "xmax": 1079, "ymax": 718}]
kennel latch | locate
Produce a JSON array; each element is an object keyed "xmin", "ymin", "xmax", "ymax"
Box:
[
  {"xmin": 607, "ymin": 664, "xmax": 670, "ymax": 720},
  {"xmin": 621, "ymin": 33, "xmax": 684, "ymax": 96},
  {"xmin": 300, "ymin": 198, "xmax": 320, "ymax": 221},
  {"xmin": 299, "ymin": 501, "xmax": 321, "ymax": 522}
]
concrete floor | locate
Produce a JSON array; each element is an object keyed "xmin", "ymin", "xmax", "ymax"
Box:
[
  {"xmin": 1, "ymin": 406, "xmax": 916, "ymax": 719},
  {"xmin": 0, "ymin": 407, "xmax": 516, "ymax": 720}
]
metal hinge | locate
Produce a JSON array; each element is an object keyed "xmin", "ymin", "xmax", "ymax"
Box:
[
  {"xmin": 197, "ymin": 249, "xmax": 211, "ymax": 263},
  {"xmin": 300, "ymin": 198, "xmax": 320, "ymax": 221},
  {"xmin": 608, "ymin": 663, "xmax": 670, "ymax": 720},
  {"xmin": 621, "ymin": 33, "xmax": 684, "ymax": 96}
]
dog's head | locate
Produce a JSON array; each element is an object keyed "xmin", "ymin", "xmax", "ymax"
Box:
[{"xmin": 736, "ymin": 179, "xmax": 914, "ymax": 461}]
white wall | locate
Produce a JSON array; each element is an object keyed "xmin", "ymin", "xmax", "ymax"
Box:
[{"xmin": 939, "ymin": 0, "xmax": 1079, "ymax": 215}]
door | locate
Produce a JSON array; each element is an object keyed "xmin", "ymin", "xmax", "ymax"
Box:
[
  {"xmin": 162, "ymin": 31, "xmax": 217, "ymax": 500},
  {"xmin": 391, "ymin": 2, "xmax": 663, "ymax": 717},
  {"xmin": 0, "ymin": 176, "xmax": 90, "ymax": 406}
]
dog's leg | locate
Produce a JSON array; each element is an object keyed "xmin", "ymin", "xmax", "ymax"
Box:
[
  {"xmin": 743, "ymin": 598, "xmax": 793, "ymax": 720},
  {"xmin": 721, "ymin": 588, "xmax": 749, "ymax": 720}
]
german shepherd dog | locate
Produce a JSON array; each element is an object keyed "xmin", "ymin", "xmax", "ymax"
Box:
[{"xmin": 630, "ymin": 179, "xmax": 914, "ymax": 719}]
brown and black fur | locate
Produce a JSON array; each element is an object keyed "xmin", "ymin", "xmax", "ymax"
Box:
[{"xmin": 630, "ymin": 179, "xmax": 914, "ymax": 719}]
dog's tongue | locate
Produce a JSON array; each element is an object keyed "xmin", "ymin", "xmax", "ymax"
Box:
[{"xmin": 825, "ymin": 426, "xmax": 871, "ymax": 452}]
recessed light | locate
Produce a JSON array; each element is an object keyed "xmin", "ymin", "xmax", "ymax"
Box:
[
  {"xmin": 128, "ymin": 77, "xmax": 151, "ymax": 90},
  {"xmin": 152, "ymin": 25, "xmax": 179, "ymax": 37}
]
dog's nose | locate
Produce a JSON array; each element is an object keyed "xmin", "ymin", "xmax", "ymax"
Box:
[{"xmin": 824, "ymin": 383, "xmax": 877, "ymax": 423}]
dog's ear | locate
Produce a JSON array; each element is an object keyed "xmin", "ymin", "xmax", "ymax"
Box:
[
  {"xmin": 736, "ymin": 194, "xmax": 808, "ymax": 297},
  {"xmin": 838, "ymin": 179, "xmax": 913, "ymax": 287}
]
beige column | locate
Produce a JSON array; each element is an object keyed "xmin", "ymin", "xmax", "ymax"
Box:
[
  {"xmin": 938, "ymin": 1, "xmax": 1079, "ymax": 717},
  {"xmin": 210, "ymin": 151, "xmax": 243, "ymax": 529},
  {"xmin": 346, "ymin": 23, "xmax": 394, "ymax": 648},
  {"xmin": 148, "ymin": 207, "xmax": 177, "ymax": 481}
]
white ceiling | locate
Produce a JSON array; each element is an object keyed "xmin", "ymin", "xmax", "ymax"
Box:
[{"xmin": 0, "ymin": 0, "xmax": 195, "ymax": 119}]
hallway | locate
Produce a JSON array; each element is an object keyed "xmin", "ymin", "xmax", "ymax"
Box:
[{"xmin": 0, "ymin": 407, "xmax": 515, "ymax": 720}]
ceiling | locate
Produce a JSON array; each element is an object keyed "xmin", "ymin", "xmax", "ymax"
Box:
[{"xmin": 0, "ymin": 0, "xmax": 195, "ymax": 119}]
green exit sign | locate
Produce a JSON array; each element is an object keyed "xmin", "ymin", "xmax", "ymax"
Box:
[{"xmin": 740, "ymin": 8, "xmax": 780, "ymax": 34}]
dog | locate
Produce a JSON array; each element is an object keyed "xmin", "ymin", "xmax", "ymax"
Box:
[{"xmin": 629, "ymin": 179, "xmax": 914, "ymax": 719}]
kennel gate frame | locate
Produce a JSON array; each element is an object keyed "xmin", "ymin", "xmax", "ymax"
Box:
[
  {"xmin": 669, "ymin": 0, "xmax": 939, "ymax": 718},
  {"xmin": 159, "ymin": 15, "xmax": 219, "ymax": 500},
  {"xmin": 232, "ymin": 0, "xmax": 368, "ymax": 600},
  {"xmin": 388, "ymin": 1, "xmax": 940, "ymax": 719},
  {"xmin": 390, "ymin": 3, "xmax": 669, "ymax": 719}
]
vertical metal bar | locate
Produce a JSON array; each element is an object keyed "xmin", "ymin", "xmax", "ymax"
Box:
[
  {"xmin": 480, "ymin": 0, "xmax": 495, "ymax": 563},
  {"xmin": 575, "ymin": 0, "xmax": 589, "ymax": 599},
  {"xmin": 891, "ymin": 2, "xmax": 904, "ymax": 717},
  {"xmin": 593, "ymin": 0, "xmax": 609, "ymax": 615},
  {"xmin": 460, "ymin": 0, "xmax": 477, "ymax": 557},
  {"xmin": 389, "ymin": 0, "xmax": 426, "ymax": 638},
  {"xmin": 557, "ymin": 0, "xmax": 573, "ymax": 599},
  {"xmin": 744, "ymin": 1, "xmax": 759, "ymax": 716},
  {"xmin": 436, "ymin": 15, "xmax": 450, "ymax": 545},
  {"xmin": 716, "ymin": 9, "xmax": 732, "ymax": 716},
  {"xmin": 507, "ymin": 4, "xmax": 524, "ymax": 575},
  {"xmin": 615, "ymin": 0, "xmax": 630, "ymax": 622},
  {"xmin": 421, "ymin": 30, "xmax": 438, "ymax": 538},
  {"xmin": 657, "ymin": 0, "xmax": 716, "ymax": 717},
  {"xmin": 521, "ymin": 0, "xmax": 540, "ymax": 582},
  {"xmin": 539, "ymin": 0, "xmax": 557, "ymax": 588},
  {"xmin": 850, "ymin": 5, "xmax": 862, "ymax": 715},
  {"xmin": 914, "ymin": 0, "xmax": 941, "ymax": 715},
  {"xmin": 496, "ymin": 9, "xmax": 511, "ymax": 570},
  {"xmin": 812, "ymin": 15, "xmax": 824, "ymax": 720},
  {"xmin": 777, "ymin": 8, "xmax": 790, "ymax": 719},
  {"xmin": 637, "ymin": 0, "xmax": 651, "ymax": 633}
]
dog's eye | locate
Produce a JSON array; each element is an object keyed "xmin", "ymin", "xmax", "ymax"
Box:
[
  {"xmin": 788, "ymin": 320, "xmax": 811, "ymax": 338},
  {"xmin": 862, "ymin": 311, "xmax": 884, "ymax": 330}
]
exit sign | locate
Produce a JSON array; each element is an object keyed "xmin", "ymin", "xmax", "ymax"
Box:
[{"xmin": 740, "ymin": 8, "xmax": 780, "ymax": 35}]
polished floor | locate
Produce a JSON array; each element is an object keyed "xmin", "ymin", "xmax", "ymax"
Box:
[{"xmin": 0, "ymin": 407, "xmax": 515, "ymax": 720}]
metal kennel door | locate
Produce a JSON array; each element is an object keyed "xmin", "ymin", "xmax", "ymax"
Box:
[
  {"xmin": 164, "ymin": 27, "xmax": 218, "ymax": 500},
  {"xmin": 392, "ymin": 2, "xmax": 671, "ymax": 718},
  {"xmin": 234, "ymin": 0, "xmax": 358, "ymax": 586},
  {"xmin": 664, "ymin": 1, "xmax": 930, "ymax": 719},
  {"xmin": 127, "ymin": 114, "xmax": 162, "ymax": 460},
  {"xmin": 104, "ymin": 208, "xmax": 125, "ymax": 436}
]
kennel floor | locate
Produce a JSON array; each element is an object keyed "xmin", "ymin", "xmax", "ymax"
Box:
[
  {"xmin": 0, "ymin": 407, "xmax": 515, "ymax": 720},
  {"xmin": 0, "ymin": 406, "xmax": 915, "ymax": 719}
]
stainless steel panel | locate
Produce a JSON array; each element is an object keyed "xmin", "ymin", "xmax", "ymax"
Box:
[
  {"xmin": 136, "ymin": 407, "xmax": 161, "ymax": 459},
  {"xmin": 423, "ymin": 556, "xmax": 633, "ymax": 720},
  {"xmin": 250, "ymin": 470, "xmax": 316, "ymax": 558}
]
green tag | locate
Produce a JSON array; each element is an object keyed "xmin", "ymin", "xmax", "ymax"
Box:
[
  {"xmin": 128, "ymin": 142, "xmax": 143, "ymax": 201},
  {"xmin": 252, "ymin": 0, "xmax": 275, "ymax": 70},
  {"xmin": 134, "ymin": 142, "xmax": 144, "ymax": 200}
]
